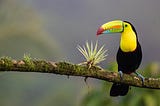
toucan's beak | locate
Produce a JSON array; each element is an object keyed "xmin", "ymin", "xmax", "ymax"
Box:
[{"xmin": 97, "ymin": 20, "xmax": 124, "ymax": 36}]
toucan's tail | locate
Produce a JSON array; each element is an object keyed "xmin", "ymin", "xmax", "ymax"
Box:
[{"xmin": 110, "ymin": 83, "xmax": 129, "ymax": 96}]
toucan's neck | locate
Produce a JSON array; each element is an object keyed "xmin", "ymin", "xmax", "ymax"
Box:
[{"xmin": 120, "ymin": 29, "xmax": 137, "ymax": 52}]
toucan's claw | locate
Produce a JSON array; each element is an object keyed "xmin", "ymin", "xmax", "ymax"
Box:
[
  {"xmin": 134, "ymin": 72, "xmax": 145, "ymax": 85},
  {"xmin": 118, "ymin": 71, "xmax": 123, "ymax": 81}
]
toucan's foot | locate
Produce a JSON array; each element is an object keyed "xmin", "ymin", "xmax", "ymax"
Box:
[
  {"xmin": 118, "ymin": 71, "xmax": 123, "ymax": 81},
  {"xmin": 134, "ymin": 72, "xmax": 145, "ymax": 85}
]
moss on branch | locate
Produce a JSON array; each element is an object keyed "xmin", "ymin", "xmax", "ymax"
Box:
[{"xmin": 0, "ymin": 57, "xmax": 160, "ymax": 89}]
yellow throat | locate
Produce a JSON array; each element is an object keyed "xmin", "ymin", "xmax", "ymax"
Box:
[{"xmin": 120, "ymin": 23, "xmax": 137, "ymax": 52}]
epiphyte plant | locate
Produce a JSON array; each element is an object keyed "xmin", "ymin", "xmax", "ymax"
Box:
[{"xmin": 77, "ymin": 41, "xmax": 108, "ymax": 68}]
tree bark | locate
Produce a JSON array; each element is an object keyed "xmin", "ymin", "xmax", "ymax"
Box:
[{"xmin": 0, "ymin": 57, "xmax": 160, "ymax": 89}]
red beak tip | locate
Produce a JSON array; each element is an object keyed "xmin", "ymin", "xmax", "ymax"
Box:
[
  {"xmin": 96, "ymin": 33, "xmax": 100, "ymax": 36},
  {"xmin": 96, "ymin": 27, "xmax": 104, "ymax": 36}
]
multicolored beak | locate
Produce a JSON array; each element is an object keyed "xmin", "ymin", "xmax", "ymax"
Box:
[{"xmin": 97, "ymin": 20, "xmax": 124, "ymax": 36}]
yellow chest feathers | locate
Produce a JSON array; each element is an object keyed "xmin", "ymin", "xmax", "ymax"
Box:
[{"xmin": 120, "ymin": 30, "xmax": 137, "ymax": 52}]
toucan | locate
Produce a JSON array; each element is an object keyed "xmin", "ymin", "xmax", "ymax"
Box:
[{"xmin": 96, "ymin": 20, "xmax": 144, "ymax": 96}]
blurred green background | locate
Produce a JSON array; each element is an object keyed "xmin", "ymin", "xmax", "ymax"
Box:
[{"xmin": 0, "ymin": 0, "xmax": 160, "ymax": 106}]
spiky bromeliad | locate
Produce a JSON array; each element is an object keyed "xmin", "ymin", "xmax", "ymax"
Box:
[{"xmin": 97, "ymin": 20, "xmax": 144, "ymax": 96}]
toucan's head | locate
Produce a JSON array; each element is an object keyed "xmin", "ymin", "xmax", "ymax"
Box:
[{"xmin": 97, "ymin": 20, "xmax": 136, "ymax": 36}]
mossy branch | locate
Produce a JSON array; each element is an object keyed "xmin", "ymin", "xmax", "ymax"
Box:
[{"xmin": 0, "ymin": 57, "xmax": 160, "ymax": 89}]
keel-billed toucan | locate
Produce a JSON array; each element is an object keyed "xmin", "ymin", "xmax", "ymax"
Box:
[{"xmin": 97, "ymin": 20, "xmax": 144, "ymax": 96}]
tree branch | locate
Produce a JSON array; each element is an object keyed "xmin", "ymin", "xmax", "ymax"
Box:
[{"xmin": 0, "ymin": 57, "xmax": 160, "ymax": 89}]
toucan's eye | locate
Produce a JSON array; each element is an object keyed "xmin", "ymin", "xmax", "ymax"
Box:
[{"xmin": 125, "ymin": 24, "xmax": 128, "ymax": 27}]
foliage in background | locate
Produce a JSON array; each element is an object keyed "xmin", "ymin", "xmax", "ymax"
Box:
[
  {"xmin": 81, "ymin": 62, "xmax": 160, "ymax": 106},
  {"xmin": 0, "ymin": 0, "xmax": 59, "ymax": 59}
]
